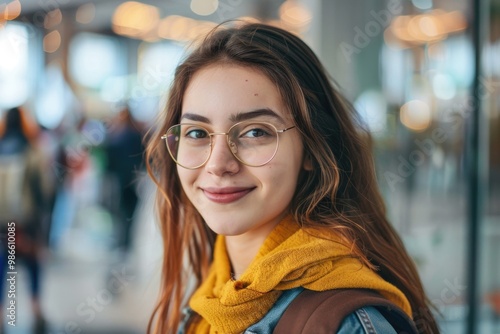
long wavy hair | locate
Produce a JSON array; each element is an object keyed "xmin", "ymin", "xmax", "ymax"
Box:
[{"xmin": 146, "ymin": 22, "xmax": 439, "ymax": 333}]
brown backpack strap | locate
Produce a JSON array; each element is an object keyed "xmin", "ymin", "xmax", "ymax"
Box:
[{"xmin": 274, "ymin": 288, "xmax": 418, "ymax": 333}]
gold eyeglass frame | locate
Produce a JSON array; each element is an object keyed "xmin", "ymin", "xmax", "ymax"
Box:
[{"xmin": 161, "ymin": 121, "xmax": 296, "ymax": 169}]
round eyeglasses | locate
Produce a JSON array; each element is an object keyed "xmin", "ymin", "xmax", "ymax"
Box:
[{"xmin": 161, "ymin": 121, "xmax": 296, "ymax": 169}]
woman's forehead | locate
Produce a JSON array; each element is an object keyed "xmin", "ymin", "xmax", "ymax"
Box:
[{"xmin": 180, "ymin": 65, "xmax": 291, "ymax": 124}]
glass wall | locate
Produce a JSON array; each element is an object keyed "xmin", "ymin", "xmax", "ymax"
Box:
[{"xmin": 315, "ymin": 0, "xmax": 498, "ymax": 332}]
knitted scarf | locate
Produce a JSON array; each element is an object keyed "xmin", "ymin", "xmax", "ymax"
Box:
[{"xmin": 188, "ymin": 216, "xmax": 412, "ymax": 333}]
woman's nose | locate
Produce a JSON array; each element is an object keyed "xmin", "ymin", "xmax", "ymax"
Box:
[{"xmin": 204, "ymin": 135, "xmax": 240, "ymax": 175}]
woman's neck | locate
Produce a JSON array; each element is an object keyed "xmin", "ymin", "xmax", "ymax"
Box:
[
  {"xmin": 225, "ymin": 234, "xmax": 264, "ymax": 280},
  {"xmin": 223, "ymin": 214, "xmax": 287, "ymax": 279}
]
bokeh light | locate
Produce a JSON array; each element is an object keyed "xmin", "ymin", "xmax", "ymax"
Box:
[
  {"xmin": 76, "ymin": 3, "xmax": 96, "ymax": 24},
  {"xmin": 400, "ymin": 100, "xmax": 432, "ymax": 132},
  {"xmin": 112, "ymin": 1, "xmax": 160, "ymax": 39},
  {"xmin": 43, "ymin": 30, "xmax": 61, "ymax": 53},
  {"xmin": 190, "ymin": 0, "xmax": 219, "ymax": 16}
]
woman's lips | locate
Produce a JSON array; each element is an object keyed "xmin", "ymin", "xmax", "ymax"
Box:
[{"xmin": 202, "ymin": 187, "xmax": 255, "ymax": 204}]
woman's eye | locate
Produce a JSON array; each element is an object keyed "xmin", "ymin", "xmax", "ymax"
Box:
[
  {"xmin": 185, "ymin": 129, "xmax": 208, "ymax": 139},
  {"xmin": 241, "ymin": 127, "xmax": 270, "ymax": 138}
]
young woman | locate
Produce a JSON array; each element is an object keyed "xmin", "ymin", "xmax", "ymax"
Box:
[{"xmin": 146, "ymin": 23, "xmax": 439, "ymax": 333}]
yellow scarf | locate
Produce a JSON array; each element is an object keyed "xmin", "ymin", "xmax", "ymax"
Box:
[{"xmin": 188, "ymin": 216, "xmax": 412, "ymax": 334}]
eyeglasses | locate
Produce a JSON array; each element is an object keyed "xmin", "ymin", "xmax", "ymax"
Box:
[{"xmin": 161, "ymin": 121, "xmax": 296, "ymax": 169}]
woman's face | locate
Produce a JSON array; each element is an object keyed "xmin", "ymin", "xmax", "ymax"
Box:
[{"xmin": 177, "ymin": 64, "xmax": 307, "ymax": 242}]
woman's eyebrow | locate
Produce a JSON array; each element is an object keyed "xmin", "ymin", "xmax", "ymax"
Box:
[
  {"xmin": 180, "ymin": 108, "xmax": 286, "ymax": 124},
  {"xmin": 230, "ymin": 108, "xmax": 285, "ymax": 123},
  {"xmin": 180, "ymin": 113, "xmax": 211, "ymax": 123}
]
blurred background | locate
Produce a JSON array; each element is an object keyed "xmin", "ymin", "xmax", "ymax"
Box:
[{"xmin": 0, "ymin": 0, "xmax": 498, "ymax": 333}]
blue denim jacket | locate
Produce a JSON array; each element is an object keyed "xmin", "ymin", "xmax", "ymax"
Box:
[
  {"xmin": 244, "ymin": 287, "xmax": 398, "ymax": 333},
  {"xmin": 179, "ymin": 288, "xmax": 399, "ymax": 333}
]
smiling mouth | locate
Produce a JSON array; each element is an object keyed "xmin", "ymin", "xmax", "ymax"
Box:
[{"xmin": 202, "ymin": 187, "xmax": 255, "ymax": 204}]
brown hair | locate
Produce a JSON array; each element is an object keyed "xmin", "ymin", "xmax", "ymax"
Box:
[{"xmin": 146, "ymin": 22, "xmax": 439, "ymax": 333}]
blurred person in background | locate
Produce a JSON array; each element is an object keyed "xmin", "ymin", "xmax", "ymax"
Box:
[
  {"xmin": 0, "ymin": 106, "xmax": 51, "ymax": 334},
  {"xmin": 49, "ymin": 116, "xmax": 92, "ymax": 251},
  {"xmin": 104, "ymin": 106, "xmax": 145, "ymax": 260}
]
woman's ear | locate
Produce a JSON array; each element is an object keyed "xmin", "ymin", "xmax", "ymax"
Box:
[{"xmin": 302, "ymin": 153, "xmax": 313, "ymax": 171}]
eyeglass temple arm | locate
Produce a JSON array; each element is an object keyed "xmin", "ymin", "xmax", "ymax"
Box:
[{"xmin": 277, "ymin": 125, "xmax": 296, "ymax": 133}]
